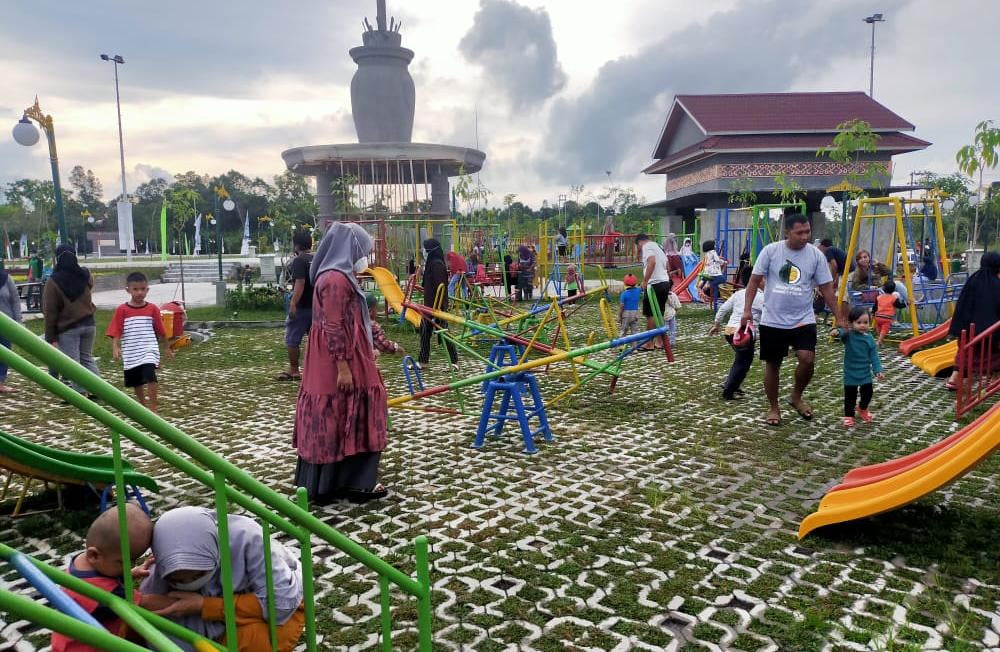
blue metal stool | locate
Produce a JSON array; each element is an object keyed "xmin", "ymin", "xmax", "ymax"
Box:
[
  {"xmin": 474, "ymin": 371, "xmax": 553, "ymax": 454},
  {"xmin": 482, "ymin": 344, "xmax": 520, "ymax": 393}
]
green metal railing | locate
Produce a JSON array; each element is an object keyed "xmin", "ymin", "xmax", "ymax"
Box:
[{"xmin": 0, "ymin": 312, "xmax": 433, "ymax": 651}]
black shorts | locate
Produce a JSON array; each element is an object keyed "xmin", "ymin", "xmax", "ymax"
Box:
[
  {"xmin": 124, "ymin": 363, "xmax": 158, "ymax": 388},
  {"xmin": 758, "ymin": 324, "xmax": 817, "ymax": 363},
  {"xmin": 642, "ymin": 281, "xmax": 671, "ymax": 317}
]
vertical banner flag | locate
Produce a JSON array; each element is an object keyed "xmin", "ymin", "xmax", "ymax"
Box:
[
  {"xmin": 19, "ymin": 233, "xmax": 28, "ymax": 258},
  {"xmin": 160, "ymin": 202, "xmax": 168, "ymax": 262},
  {"xmin": 116, "ymin": 201, "xmax": 135, "ymax": 253},
  {"xmin": 184, "ymin": 233, "xmax": 190, "ymax": 256},
  {"xmin": 193, "ymin": 214, "xmax": 202, "ymax": 256},
  {"xmin": 240, "ymin": 210, "xmax": 250, "ymax": 256}
]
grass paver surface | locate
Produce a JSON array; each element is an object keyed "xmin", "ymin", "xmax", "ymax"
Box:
[{"xmin": 1, "ymin": 299, "xmax": 998, "ymax": 651}]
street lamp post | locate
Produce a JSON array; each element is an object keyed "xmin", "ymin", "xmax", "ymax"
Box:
[
  {"xmin": 863, "ymin": 13, "xmax": 885, "ymax": 98},
  {"xmin": 100, "ymin": 53, "xmax": 132, "ymax": 263},
  {"xmin": 11, "ymin": 98, "xmax": 68, "ymax": 244},
  {"xmin": 214, "ymin": 186, "xmax": 235, "ymax": 281}
]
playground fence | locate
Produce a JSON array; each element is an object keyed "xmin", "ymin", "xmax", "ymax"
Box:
[{"xmin": 956, "ymin": 320, "xmax": 1000, "ymax": 418}]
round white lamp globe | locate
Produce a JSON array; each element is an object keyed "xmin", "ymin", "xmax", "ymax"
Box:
[{"xmin": 12, "ymin": 117, "xmax": 40, "ymax": 147}]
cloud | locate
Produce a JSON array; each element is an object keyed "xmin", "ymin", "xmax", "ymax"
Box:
[
  {"xmin": 458, "ymin": 0, "xmax": 567, "ymax": 109},
  {"xmin": 537, "ymin": 0, "xmax": 913, "ymax": 186}
]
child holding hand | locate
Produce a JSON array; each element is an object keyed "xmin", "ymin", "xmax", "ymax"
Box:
[{"xmin": 833, "ymin": 306, "xmax": 884, "ymax": 427}]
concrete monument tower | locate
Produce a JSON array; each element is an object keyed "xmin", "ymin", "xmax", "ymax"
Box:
[{"xmin": 282, "ymin": 1, "xmax": 485, "ymax": 229}]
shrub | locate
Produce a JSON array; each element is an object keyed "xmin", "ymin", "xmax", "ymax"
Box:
[{"xmin": 224, "ymin": 284, "xmax": 286, "ymax": 312}]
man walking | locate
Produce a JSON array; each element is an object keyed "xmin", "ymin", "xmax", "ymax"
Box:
[
  {"xmin": 741, "ymin": 213, "xmax": 843, "ymax": 425},
  {"xmin": 276, "ymin": 230, "xmax": 313, "ymax": 381},
  {"xmin": 636, "ymin": 233, "xmax": 671, "ymax": 351}
]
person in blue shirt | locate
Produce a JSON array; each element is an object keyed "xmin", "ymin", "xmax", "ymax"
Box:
[
  {"xmin": 832, "ymin": 306, "xmax": 884, "ymax": 428},
  {"xmin": 618, "ymin": 274, "xmax": 643, "ymax": 337}
]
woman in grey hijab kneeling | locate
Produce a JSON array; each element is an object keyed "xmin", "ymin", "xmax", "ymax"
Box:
[{"xmin": 142, "ymin": 506, "xmax": 304, "ymax": 651}]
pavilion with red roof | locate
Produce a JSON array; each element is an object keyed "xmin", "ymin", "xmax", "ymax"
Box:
[{"xmin": 642, "ymin": 92, "xmax": 931, "ymax": 219}]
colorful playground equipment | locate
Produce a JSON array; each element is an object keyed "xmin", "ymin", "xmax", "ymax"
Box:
[
  {"xmin": 837, "ymin": 196, "xmax": 951, "ymax": 337},
  {"xmin": 0, "ymin": 312, "xmax": 435, "ymax": 651},
  {"xmin": 799, "ymin": 319, "xmax": 1000, "ymax": 539},
  {"xmin": 714, "ymin": 202, "xmax": 806, "ymax": 282}
]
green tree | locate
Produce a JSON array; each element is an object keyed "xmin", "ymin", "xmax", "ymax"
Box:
[
  {"xmin": 816, "ymin": 119, "xmax": 885, "ymax": 197},
  {"xmin": 773, "ymin": 173, "xmax": 804, "ymax": 204},
  {"xmin": 956, "ymin": 120, "xmax": 1000, "ymax": 247},
  {"xmin": 727, "ymin": 174, "xmax": 757, "ymax": 208}
]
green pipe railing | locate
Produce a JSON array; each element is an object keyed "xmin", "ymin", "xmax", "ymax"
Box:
[{"xmin": 0, "ymin": 312, "xmax": 434, "ymax": 651}]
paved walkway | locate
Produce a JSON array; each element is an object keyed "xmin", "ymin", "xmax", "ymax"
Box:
[{"xmin": 91, "ymin": 282, "xmax": 225, "ymax": 309}]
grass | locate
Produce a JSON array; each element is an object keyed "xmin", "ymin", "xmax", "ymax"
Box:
[{"xmin": 0, "ymin": 291, "xmax": 998, "ymax": 650}]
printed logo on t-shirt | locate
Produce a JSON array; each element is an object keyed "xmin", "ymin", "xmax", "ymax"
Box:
[{"xmin": 779, "ymin": 259, "xmax": 802, "ymax": 284}]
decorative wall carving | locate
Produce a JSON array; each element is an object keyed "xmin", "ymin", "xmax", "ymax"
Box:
[{"xmin": 666, "ymin": 161, "xmax": 892, "ymax": 193}]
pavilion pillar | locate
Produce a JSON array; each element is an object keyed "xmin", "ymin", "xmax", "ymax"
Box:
[
  {"xmin": 430, "ymin": 165, "xmax": 450, "ymax": 243},
  {"xmin": 315, "ymin": 168, "xmax": 336, "ymax": 223}
]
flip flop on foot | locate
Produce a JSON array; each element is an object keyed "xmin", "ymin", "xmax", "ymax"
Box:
[
  {"xmin": 787, "ymin": 399, "xmax": 813, "ymax": 420},
  {"xmin": 764, "ymin": 413, "xmax": 782, "ymax": 427},
  {"xmin": 346, "ymin": 483, "xmax": 389, "ymax": 504},
  {"xmin": 275, "ymin": 371, "xmax": 301, "ymax": 381}
]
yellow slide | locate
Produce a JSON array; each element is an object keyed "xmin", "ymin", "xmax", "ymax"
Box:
[
  {"xmin": 368, "ymin": 266, "xmax": 421, "ymax": 328},
  {"xmin": 911, "ymin": 340, "xmax": 957, "ymax": 376},
  {"xmin": 798, "ymin": 402, "xmax": 1000, "ymax": 538}
]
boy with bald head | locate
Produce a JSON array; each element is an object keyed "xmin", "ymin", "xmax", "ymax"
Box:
[{"xmin": 52, "ymin": 503, "xmax": 174, "ymax": 652}]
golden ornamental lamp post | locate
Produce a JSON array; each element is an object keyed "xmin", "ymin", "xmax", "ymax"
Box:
[{"xmin": 11, "ymin": 98, "xmax": 68, "ymax": 244}]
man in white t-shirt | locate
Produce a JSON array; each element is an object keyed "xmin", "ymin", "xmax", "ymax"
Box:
[
  {"xmin": 636, "ymin": 233, "xmax": 671, "ymax": 350},
  {"xmin": 740, "ymin": 213, "xmax": 844, "ymax": 426}
]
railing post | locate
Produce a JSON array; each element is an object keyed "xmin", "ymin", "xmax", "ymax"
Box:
[
  {"xmin": 213, "ymin": 472, "xmax": 238, "ymax": 652},
  {"xmin": 260, "ymin": 519, "xmax": 280, "ymax": 652},
  {"xmin": 111, "ymin": 429, "xmax": 134, "ymax": 604},
  {"xmin": 379, "ymin": 575, "xmax": 393, "ymax": 652},
  {"xmin": 296, "ymin": 488, "xmax": 317, "ymax": 652},
  {"xmin": 414, "ymin": 535, "xmax": 433, "ymax": 652}
]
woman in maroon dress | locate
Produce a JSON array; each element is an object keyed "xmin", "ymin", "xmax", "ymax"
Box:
[{"xmin": 293, "ymin": 222, "xmax": 388, "ymax": 504}]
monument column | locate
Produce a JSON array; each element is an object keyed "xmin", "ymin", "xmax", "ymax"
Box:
[
  {"xmin": 315, "ymin": 168, "xmax": 335, "ymax": 221},
  {"xmin": 430, "ymin": 165, "xmax": 450, "ymax": 241}
]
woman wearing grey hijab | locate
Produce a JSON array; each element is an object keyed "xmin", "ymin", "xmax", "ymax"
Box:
[
  {"xmin": 142, "ymin": 506, "xmax": 304, "ymax": 651},
  {"xmin": 293, "ymin": 222, "xmax": 389, "ymax": 504}
]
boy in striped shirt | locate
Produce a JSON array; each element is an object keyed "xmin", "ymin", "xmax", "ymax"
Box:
[{"xmin": 106, "ymin": 272, "xmax": 172, "ymax": 413}]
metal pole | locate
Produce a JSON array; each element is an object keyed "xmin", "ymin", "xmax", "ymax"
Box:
[
  {"xmin": 112, "ymin": 61, "xmax": 132, "ymax": 263},
  {"xmin": 43, "ymin": 127, "xmax": 68, "ymax": 244},
  {"xmin": 869, "ymin": 20, "xmax": 875, "ymax": 97},
  {"xmin": 216, "ymin": 195, "xmax": 223, "ymax": 281}
]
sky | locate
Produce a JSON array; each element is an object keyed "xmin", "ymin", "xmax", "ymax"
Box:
[{"xmin": 1, "ymin": 0, "xmax": 998, "ymax": 210}]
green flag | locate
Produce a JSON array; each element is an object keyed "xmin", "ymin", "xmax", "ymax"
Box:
[
  {"xmin": 160, "ymin": 202, "xmax": 168, "ymax": 262},
  {"xmin": 184, "ymin": 233, "xmax": 190, "ymax": 256}
]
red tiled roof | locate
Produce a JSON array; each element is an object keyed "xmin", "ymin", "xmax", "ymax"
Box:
[
  {"xmin": 643, "ymin": 131, "xmax": 931, "ymax": 175},
  {"xmin": 653, "ymin": 92, "xmax": 921, "ymax": 159}
]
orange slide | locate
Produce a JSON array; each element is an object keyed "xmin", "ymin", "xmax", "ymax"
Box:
[
  {"xmin": 899, "ymin": 319, "xmax": 951, "ymax": 356},
  {"xmin": 673, "ymin": 261, "xmax": 704, "ymax": 303},
  {"xmin": 798, "ymin": 401, "xmax": 1000, "ymax": 538}
]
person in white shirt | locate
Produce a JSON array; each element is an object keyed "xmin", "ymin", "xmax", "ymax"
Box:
[
  {"xmin": 710, "ymin": 270, "xmax": 765, "ymax": 400},
  {"xmin": 699, "ymin": 240, "xmax": 728, "ymax": 310},
  {"xmin": 635, "ymin": 233, "xmax": 671, "ymax": 351}
]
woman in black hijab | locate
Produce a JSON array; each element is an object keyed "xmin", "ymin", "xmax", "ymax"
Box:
[
  {"xmin": 417, "ymin": 239, "xmax": 458, "ymax": 369},
  {"xmin": 42, "ymin": 244, "xmax": 99, "ymax": 391},
  {"xmin": 945, "ymin": 251, "xmax": 1000, "ymax": 389}
]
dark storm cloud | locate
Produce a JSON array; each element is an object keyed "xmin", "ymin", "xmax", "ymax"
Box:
[
  {"xmin": 538, "ymin": 0, "xmax": 911, "ymax": 184},
  {"xmin": 458, "ymin": 0, "xmax": 567, "ymax": 110},
  {"xmin": 0, "ymin": 0, "xmax": 361, "ymax": 102}
]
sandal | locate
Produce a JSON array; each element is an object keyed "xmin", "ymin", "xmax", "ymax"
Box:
[
  {"xmin": 0, "ymin": 385, "xmax": 16, "ymax": 394},
  {"xmin": 843, "ymin": 417, "xmax": 856, "ymax": 428},
  {"xmin": 764, "ymin": 415, "xmax": 782, "ymax": 427},
  {"xmin": 275, "ymin": 371, "xmax": 301, "ymax": 381},
  {"xmin": 345, "ymin": 483, "xmax": 389, "ymax": 504},
  {"xmin": 944, "ymin": 381, "xmax": 958, "ymax": 391},
  {"xmin": 787, "ymin": 399, "xmax": 814, "ymax": 421}
]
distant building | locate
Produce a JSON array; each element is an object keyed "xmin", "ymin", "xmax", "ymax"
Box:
[{"xmin": 642, "ymin": 92, "xmax": 931, "ymax": 236}]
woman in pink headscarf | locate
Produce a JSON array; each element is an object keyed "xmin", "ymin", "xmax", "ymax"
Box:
[{"xmin": 293, "ymin": 222, "xmax": 388, "ymax": 504}]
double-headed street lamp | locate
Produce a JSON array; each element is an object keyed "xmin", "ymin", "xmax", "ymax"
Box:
[
  {"xmin": 11, "ymin": 98, "xmax": 68, "ymax": 244},
  {"xmin": 863, "ymin": 13, "xmax": 885, "ymax": 98}
]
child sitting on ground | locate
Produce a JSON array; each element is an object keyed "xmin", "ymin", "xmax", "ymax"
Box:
[
  {"xmin": 660, "ymin": 282, "xmax": 683, "ymax": 346},
  {"xmin": 52, "ymin": 504, "xmax": 174, "ymax": 651},
  {"xmin": 832, "ymin": 306, "xmax": 884, "ymax": 428},
  {"xmin": 366, "ymin": 292, "xmax": 405, "ymax": 358},
  {"xmin": 874, "ymin": 279, "xmax": 906, "ymax": 346},
  {"xmin": 565, "ymin": 264, "xmax": 580, "ymax": 298},
  {"xmin": 106, "ymin": 272, "xmax": 173, "ymax": 413},
  {"xmin": 618, "ymin": 274, "xmax": 642, "ymax": 337}
]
